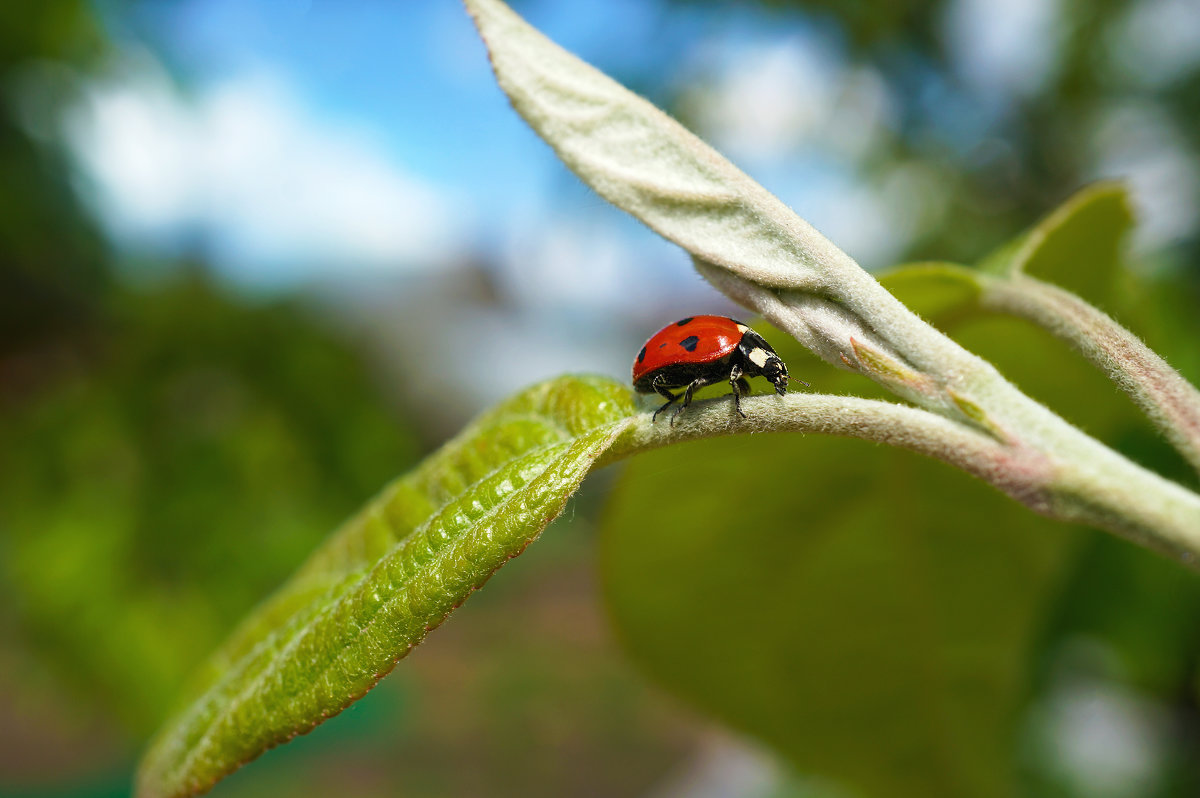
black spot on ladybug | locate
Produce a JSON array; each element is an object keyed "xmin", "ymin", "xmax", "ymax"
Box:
[
  {"xmin": 679, "ymin": 335, "xmax": 699, "ymax": 351},
  {"xmin": 658, "ymin": 342, "xmax": 667, "ymax": 349},
  {"xmin": 676, "ymin": 317, "xmax": 694, "ymax": 326},
  {"xmin": 637, "ymin": 346, "xmax": 646, "ymax": 363}
]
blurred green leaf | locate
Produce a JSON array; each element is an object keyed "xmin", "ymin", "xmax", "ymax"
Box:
[
  {"xmin": 0, "ymin": 276, "xmax": 423, "ymax": 737},
  {"xmin": 979, "ymin": 182, "xmax": 1135, "ymax": 308},
  {"xmin": 1010, "ymin": 183, "xmax": 1132, "ymax": 301},
  {"xmin": 873, "ymin": 261, "xmax": 981, "ymax": 321},
  {"xmin": 136, "ymin": 375, "xmax": 637, "ymax": 798}
]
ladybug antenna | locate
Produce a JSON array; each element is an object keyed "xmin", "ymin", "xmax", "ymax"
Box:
[{"xmin": 784, "ymin": 373, "xmax": 810, "ymax": 389}]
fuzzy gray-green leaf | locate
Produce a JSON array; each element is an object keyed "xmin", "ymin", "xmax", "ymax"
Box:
[{"xmin": 136, "ymin": 375, "xmax": 636, "ymax": 798}]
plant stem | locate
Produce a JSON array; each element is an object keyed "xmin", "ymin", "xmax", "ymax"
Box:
[
  {"xmin": 981, "ymin": 273, "xmax": 1200, "ymax": 477},
  {"xmin": 606, "ymin": 393, "xmax": 1200, "ymax": 567}
]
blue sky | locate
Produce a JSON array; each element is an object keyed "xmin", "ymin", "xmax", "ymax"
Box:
[
  {"xmin": 59, "ymin": 0, "xmax": 1198, "ymax": 418},
  {"xmin": 129, "ymin": 0, "xmax": 782, "ymax": 191},
  {"xmin": 137, "ymin": 0, "xmax": 561, "ymax": 202},
  {"xmin": 71, "ymin": 0, "xmax": 1200, "ymax": 292},
  {"xmin": 71, "ymin": 1, "xmax": 691, "ymax": 289},
  {"xmin": 78, "ymin": 0, "xmax": 920, "ymax": 290}
]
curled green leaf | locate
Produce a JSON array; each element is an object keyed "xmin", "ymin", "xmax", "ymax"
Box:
[{"xmin": 136, "ymin": 376, "xmax": 637, "ymax": 798}]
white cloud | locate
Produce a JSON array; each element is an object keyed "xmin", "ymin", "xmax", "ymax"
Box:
[
  {"xmin": 677, "ymin": 32, "xmax": 912, "ymax": 268},
  {"xmin": 777, "ymin": 161, "xmax": 941, "ymax": 269},
  {"xmin": 943, "ymin": 0, "xmax": 1066, "ymax": 100},
  {"xmin": 1109, "ymin": 0, "xmax": 1200, "ymax": 87},
  {"xmin": 63, "ymin": 54, "xmax": 462, "ymax": 282},
  {"xmin": 679, "ymin": 32, "xmax": 895, "ymax": 165},
  {"xmin": 1089, "ymin": 101, "xmax": 1199, "ymax": 251},
  {"xmin": 1038, "ymin": 676, "xmax": 1169, "ymax": 798},
  {"xmin": 686, "ymin": 36, "xmax": 839, "ymax": 162}
]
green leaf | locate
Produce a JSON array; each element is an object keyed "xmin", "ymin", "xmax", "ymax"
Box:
[
  {"xmin": 136, "ymin": 375, "xmax": 636, "ymax": 798},
  {"xmin": 980, "ymin": 181, "xmax": 1134, "ymax": 307},
  {"xmin": 877, "ymin": 261, "xmax": 982, "ymax": 322},
  {"xmin": 599, "ymin": 185, "xmax": 1175, "ymax": 795},
  {"xmin": 603, "ymin": 433, "xmax": 1077, "ymax": 798}
]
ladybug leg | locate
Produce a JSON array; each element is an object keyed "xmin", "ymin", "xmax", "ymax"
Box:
[
  {"xmin": 670, "ymin": 377, "xmax": 707, "ymax": 426},
  {"xmin": 652, "ymin": 396, "xmax": 679, "ymax": 423},
  {"xmin": 728, "ymin": 364, "xmax": 748, "ymax": 418},
  {"xmin": 650, "ymin": 374, "xmax": 680, "ymax": 423}
]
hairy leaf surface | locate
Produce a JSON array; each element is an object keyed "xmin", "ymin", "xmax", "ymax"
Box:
[{"xmin": 136, "ymin": 376, "xmax": 636, "ymax": 798}]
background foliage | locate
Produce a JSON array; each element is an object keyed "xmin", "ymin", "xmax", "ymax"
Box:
[{"xmin": 1, "ymin": 0, "xmax": 1199, "ymax": 797}]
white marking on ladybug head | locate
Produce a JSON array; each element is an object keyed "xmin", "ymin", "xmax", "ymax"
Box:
[
  {"xmin": 748, "ymin": 347, "xmax": 770, "ymax": 368},
  {"xmin": 735, "ymin": 323, "xmax": 749, "ymax": 334}
]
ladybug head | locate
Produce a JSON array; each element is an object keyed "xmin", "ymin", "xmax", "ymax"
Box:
[{"xmin": 762, "ymin": 355, "xmax": 789, "ymax": 396}]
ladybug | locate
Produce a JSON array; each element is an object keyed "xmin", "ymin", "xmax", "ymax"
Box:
[{"xmin": 632, "ymin": 315, "xmax": 801, "ymax": 423}]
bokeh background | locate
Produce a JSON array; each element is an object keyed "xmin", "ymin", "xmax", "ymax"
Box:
[{"xmin": 2, "ymin": 0, "xmax": 1199, "ymax": 796}]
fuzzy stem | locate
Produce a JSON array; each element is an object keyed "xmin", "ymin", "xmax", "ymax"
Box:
[
  {"xmin": 981, "ymin": 273, "xmax": 1200, "ymax": 477},
  {"xmin": 604, "ymin": 393, "xmax": 1200, "ymax": 566}
]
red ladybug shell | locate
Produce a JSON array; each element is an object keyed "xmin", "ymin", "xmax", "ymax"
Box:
[{"xmin": 632, "ymin": 315, "xmax": 748, "ymax": 384}]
